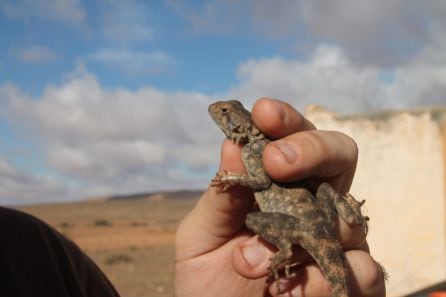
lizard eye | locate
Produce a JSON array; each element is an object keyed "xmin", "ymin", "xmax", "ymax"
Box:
[{"xmin": 221, "ymin": 108, "xmax": 229, "ymax": 113}]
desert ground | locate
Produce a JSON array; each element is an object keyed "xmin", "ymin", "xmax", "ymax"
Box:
[{"xmin": 17, "ymin": 190, "xmax": 202, "ymax": 297}]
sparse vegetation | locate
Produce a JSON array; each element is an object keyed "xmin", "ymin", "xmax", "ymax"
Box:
[
  {"xmin": 17, "ymin": 191, "xmax": 200, "ymax": 297},
  {"xmin": 94, "ymin": 219, "xmax": 112, "ymax": 226},
  {"xmin": 105, "ymin": 253, "xmax": 134, "ymax": 265},
  {"xmin": 60, "ymin": 222, "xmax": 70, "ymax": 228}
]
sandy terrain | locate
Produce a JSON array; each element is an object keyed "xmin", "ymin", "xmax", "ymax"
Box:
[{"xmin": 17, "ymin": 191, "xmax": 201, "ymax": 297}]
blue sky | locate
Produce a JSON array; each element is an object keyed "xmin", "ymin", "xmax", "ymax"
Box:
[
  {"xmin": 1, "ymin": 0, "xmax": 445, "ymax": 204},
  {"xmin": 0, "ymin": 1, "xmax": 279, "ymax": 95}
]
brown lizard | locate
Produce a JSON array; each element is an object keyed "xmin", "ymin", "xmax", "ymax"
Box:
[{"xmin": 208, "ymin": 100, "xmax": 369, "ymax": 297}]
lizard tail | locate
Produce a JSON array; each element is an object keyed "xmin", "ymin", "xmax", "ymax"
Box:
[{"xmin": 301, "ymin": 238, "xmax": 350, "ymax": 297}]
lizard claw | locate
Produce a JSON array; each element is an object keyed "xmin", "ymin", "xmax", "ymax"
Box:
[
  {"xmin": 210, "ymin": 169, "xmax": 232, "ymax": 192},
  {"xmin": 284, "ymin": 262, "xmax": 298, "ymax": 278}
]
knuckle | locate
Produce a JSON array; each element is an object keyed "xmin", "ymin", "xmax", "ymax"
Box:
[
  {"xmin": 293, "ymin": 130, "xmax": 358, "ymax": 178},
  {"xmin": 301, "ymin": 131, "xmax": 331, "ymax": 158}
]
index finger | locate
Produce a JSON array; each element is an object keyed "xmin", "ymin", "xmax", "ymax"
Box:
[{"xmin": 252, "ymin": 98, "xmax": 316, "ymax": 139}]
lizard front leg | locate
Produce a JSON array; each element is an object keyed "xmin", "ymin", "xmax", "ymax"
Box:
[
  {"xmin": 211, "ymin": 168, "xmax": 271, "ymax": 192},
  {"xmin": 211, "ymin": 169, "xmax": 244, "ymax": 191},
  {"xmin": 316, "ymin": 182, "xmax": 369, "ymax": 227}
]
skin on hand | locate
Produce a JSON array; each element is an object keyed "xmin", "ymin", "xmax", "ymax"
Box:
[{"xmin": 175, "ymin": 98, "xmax": 386, "ymax": 297}]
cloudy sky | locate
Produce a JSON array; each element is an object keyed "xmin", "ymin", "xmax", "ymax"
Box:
[{"xmin": 1, "ymin": 0, "xmax": 445, "ymax": 204}]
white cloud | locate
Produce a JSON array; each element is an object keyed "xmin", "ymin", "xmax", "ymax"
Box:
[
  {"xmin": 1, "ymin": 0, "xmax": 86, "ymax": 25},
  {"xmin": 229, "ymin": 43, "xmax": 446, "ymax": 113},
  {"xmin": 89, "ymin": 48, "xmax": 173, "ymax": 75},
  {"xmin": 229, "ymin": 46, "xmax": 383, "ymax": 112},
  {"xmin": 168, "ymin": 0, "xmax": 446, "ymax": 66},
  {"xmin": 3, "ymin": 38, "xmax": 445, "ymax": 204},
  {"xmin": 10, "ymin": 45, "xmax": 57, "ymax": 64},
  {"xmin": 47, "ymin": 140, "xmax": 166, "ymax": 180},
  {"xmin": 2, "ymin": 39, "xmax": 446, "ymax": 204},
  {"xmin": 0, "ymin": 156, "xmax": 78, "ymax": 205},
  {"xmin": 0, "ymin": 64, "xmax": 221, "ymax": 202},
  {"xmin": 283, "ymin": 0, "xmax": 437, "ymax": 66}
]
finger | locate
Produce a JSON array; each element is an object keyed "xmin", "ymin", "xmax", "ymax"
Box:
[
  {"xmin": 176, "ymin": 139, "xmax": 254, "ymax": 262},
  {"xmin": 232, "ymin": 236, "xmax": 273, "ymax": 279},
  {"xmin": 263, "ymin": 130, "xmax": 358, "ymax": 193},
  {"xmin": 269, "ymin": 250, "xmax": 386, "ymax": 297},
  {"xmin": 252, "ymin": 98, "xmax": 316, "ymax": 139}
]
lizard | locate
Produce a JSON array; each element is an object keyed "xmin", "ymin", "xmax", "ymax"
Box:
[{"xmin": 208, "ymin": 100, "xmax": 369, "ymax": 297}]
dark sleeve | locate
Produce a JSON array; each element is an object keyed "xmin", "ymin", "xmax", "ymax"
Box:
[{"xmin": 0, "ymin": 206, "xmax": 120, "ymax": 297}]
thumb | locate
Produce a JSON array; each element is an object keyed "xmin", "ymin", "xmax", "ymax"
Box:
[{"xmin": 175, "ymin": 139, "xmax": 254, "ymax": 261}]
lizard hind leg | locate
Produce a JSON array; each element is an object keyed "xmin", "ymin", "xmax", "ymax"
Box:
[{"xmin": 245, "ymin": 212, "xmax": 304, "ymax": 291}]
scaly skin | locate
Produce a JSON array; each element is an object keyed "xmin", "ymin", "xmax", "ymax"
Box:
[{"xmin": 209, "ymin": 100, "xmax": 368, "ymax": 297}]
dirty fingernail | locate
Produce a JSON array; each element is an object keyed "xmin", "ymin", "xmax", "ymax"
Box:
[
  {"xmin": 276, "ymin": 141, "xmax": 297, "ymax": 163},
  {"xmin": 241, "ymin": 243, "xmax": 268, "ymax": 267}
]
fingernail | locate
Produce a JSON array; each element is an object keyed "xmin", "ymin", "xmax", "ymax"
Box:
[
  {"xmin": 241, "ymin": 243, "xmax": 268, "ymax": 268},
  {"xmin": 273, "ymin": 99, "xmax": 293, "ymax": 127},
  {"xmin": 275, "ymin": 141, "xmax": 297, "ymax": 163},
  {"xmin": 272, "ymin": 99, "xmax": 286, "ymax": 120}
]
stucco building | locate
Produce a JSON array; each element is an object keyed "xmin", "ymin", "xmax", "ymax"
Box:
[{"xmin": 306, "ymin": 105, "xmax": 446, "ymax": 297}]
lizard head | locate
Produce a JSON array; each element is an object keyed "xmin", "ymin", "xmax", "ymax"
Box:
[{"xmin": 208, "ymin": 100, "xmax": 262, "ymax": 144}]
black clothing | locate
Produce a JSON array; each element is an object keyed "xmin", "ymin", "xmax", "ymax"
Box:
[{"xmin": 0, "ymin": 206, "xmax": 119, "ymax": 297}]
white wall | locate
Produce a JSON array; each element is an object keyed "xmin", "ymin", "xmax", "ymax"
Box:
[{"xmin": 306, "ymin": 106, "xmax": 446, "ymax": 296}]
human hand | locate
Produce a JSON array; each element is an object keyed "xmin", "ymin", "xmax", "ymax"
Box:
[{"xmin": 175, "ymin": 98, "xmax": 386, "ymax": 296}]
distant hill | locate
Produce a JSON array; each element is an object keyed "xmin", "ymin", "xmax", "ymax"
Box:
[{"xmin": 106, "ymin": 189, "xmax": 204, "ymax": 201}]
